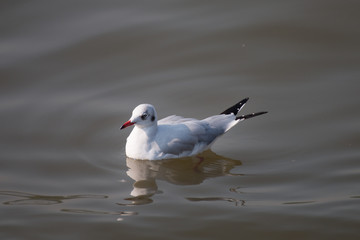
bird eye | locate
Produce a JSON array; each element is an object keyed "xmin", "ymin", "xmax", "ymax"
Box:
[{"xmin": 141, "ymin": 113, "xmax": 148, "ymax": 120}]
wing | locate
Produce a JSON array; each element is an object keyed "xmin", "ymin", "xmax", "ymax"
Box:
[
  {"xmin": 202, "ymin": 114, "xmax": 238, "ymax": 133},
  {"xmin": 158, "ymin": 115, "xmax": 199, "ymax": 125},
  {"xmin": 156, "ymin": 123, "xmax": 199, "ymax": 156},
  {"xmin": 156, "ymin": 116, "xmax": 231, "ymax": 157}
]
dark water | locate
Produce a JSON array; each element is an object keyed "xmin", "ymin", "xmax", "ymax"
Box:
[{"xmin": 1, "ymin": 1, "xmax": 360, "ymax": 239}]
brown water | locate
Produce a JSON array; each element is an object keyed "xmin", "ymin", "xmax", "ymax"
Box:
[{"xmin": 1, "ymin": 1, "xmax": 360, "ymax": 239}]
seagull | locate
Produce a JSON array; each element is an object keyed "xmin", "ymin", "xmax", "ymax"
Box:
[{"xmin": 120, "ymin": 98, "xmax": 267, "ymax": 160}]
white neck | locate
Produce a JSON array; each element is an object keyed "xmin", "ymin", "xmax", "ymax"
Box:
[{"xmin": 133, "ymin": 122, "xmax": 158, "ymax": 140}]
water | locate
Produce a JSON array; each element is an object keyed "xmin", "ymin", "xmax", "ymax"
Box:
[{"xmin": 1, "ymin": 0, "xmax": 360, "ymax": 239}]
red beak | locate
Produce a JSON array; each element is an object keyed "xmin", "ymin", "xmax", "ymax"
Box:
[{"xmin": 120, "ymin": 120, "xmax": 134, "ymax": 130}]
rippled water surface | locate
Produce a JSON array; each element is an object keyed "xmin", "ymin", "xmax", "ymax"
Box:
[{"xmin": 1, "ymin": 1, "xmax": 360, "ymax": 239}]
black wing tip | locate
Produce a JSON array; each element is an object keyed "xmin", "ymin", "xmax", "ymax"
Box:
[
  {"xmin": 238, "ymin": 97, "xmax": 249, "ymax": 105},
  {"xmin": 220, "ymin": 97, "xmax": 250, "ymax": 115},
  {"xmin": 220, "ymin": 98, "xmax": 267, "ymax": 120},
  {"xmin": 236, "ymin": 111, "xmax": 268, "ymax": 120}
]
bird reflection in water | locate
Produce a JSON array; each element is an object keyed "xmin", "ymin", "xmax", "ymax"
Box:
[{"xmin": 119, "ymin": 150, "xmax": 244, "ymax": 206}]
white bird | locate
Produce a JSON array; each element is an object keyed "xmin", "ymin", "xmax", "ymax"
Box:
[{"xmin": 120, "ymin": 98, "xmax": 267, "ymax": 160}]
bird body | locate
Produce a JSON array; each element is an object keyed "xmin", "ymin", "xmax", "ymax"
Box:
[{"xmin": 121, "ymin": 98, "xmax": 266, "ymax": 160}]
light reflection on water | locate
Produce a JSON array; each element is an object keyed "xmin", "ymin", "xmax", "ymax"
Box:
[
  {"xmin": 121, "ymin": 150, "xmax": 242, "ymax": 205},
  {"xmin": 0, "ymin": 191, "xmax": 107, "ymax": 206}
]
